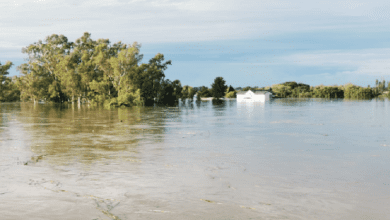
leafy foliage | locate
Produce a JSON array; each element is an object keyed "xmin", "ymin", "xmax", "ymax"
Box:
[
  {"xmin": 225, "ymin": 91, "xmax": 237, "ymax": 98},
  {"xmin": 198, "ymin": 86, "xmax": 212, "ymax": 97},
  {"xmin": 211, "ymin": 77, "xmax": 227, "ymax": 99},
  {"xmin": 0, "ymin": 61, "xmax": 20, "ymax": 102},
  {"xmin": 13, "ymin": 32, "xmax": 174, "ymax": 106}
]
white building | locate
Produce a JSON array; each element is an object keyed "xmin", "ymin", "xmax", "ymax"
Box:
[{"xmin": 236, "ymin": 90, "xmax": 272, "ymax": 102}]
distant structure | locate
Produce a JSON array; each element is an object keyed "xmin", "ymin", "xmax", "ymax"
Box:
[{"xmin": 236, "ymin": 90, "xmax": 272, "ymax": 102}]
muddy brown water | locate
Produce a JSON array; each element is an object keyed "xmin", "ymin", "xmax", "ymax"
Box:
[{"xmin": 1, "ymin": 99, "xmax": 390, "ymax": 219}]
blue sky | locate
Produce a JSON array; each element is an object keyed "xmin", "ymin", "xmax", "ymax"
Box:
[{"xmin": 1, "ymin": 0, "xmax": 390, "ymax": 88}]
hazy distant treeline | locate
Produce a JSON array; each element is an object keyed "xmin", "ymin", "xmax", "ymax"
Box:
[
  {"xmin": 233, "ymin": 80, "xmax": 389, "ymax": 99},
  {"xmin": 190, "ymin": 80, "xmax": 389, "ymax": 100}
]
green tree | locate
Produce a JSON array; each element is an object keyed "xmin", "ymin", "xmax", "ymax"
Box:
[
  {"xmin": 199, "ymin": 86, "xmax": 212, "ymax": 97},
  {"xmin": 91, "ymin": 38, "xmax": 118, "ymax": 101},
  {"xmin": 282, "ymin": 81, "xmax": 298, "ymax": 90},
  {"xmin": 16, "ymin": 32, "xmax": 177, "ymax": 107},
  {"xmin": 57, "ymin": 53, "xmax": 82, "ymax": 103},
  {"xmin": 5, "ymin": 76, "xmax": 21, "ymax": 101},
  {"xmin": 109, "ymin": 42, "xmax": 143, "ymax": 105},
  {"xmin": 343, "ymin": 83, "xmax": 372, "ymax": 99},
  {"xmin": 0, "ymin": 61, "xmax": 13, "ymax": 85},
  {"xmin": 189, "ymin": 87, "xmax": 198, "ymax": 100},
  {"xmin": 382, "ymin": 80, "xmax": 386, "ymax": 92},
  {"xmin": 225, "ymin": 85, "xmax": 235, "ymax": 94},
  {"xmin": 130, "ymin": 53, "xmax": 171, "ymax": 106},
  {"xmin": 172, "ymin": 79, "xmax": 182, "ymax": 101},
  {"xmin": 17, "ymin": 61, "xmax": 51, "ymax": 103},
  {"xmin": 181, "ymin": 85, "xmax": 192, "ymax": 99},
  {"xmin": 17, "ymin": 34, "xmax": 73, "ymax": 102},
  {"xmin": 225, "ymin": 91, "xmax": 237, "ymax": 98},
  {"xmin": 211, "ymin": 76, "xmax": 227, "ymax": 100},
  {"xmin": 0, "ymin": 61, "xmax": 13, "ymax": 101},
  {"xmin": 0, "ymin": 62, "xmax": 21, "ymax": 102},
  {"xmin": 157, "ymin": 79, "xmax": 176, "ymax": 105}
]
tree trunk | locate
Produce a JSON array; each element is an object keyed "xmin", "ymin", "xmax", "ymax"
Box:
[{"xmin": 78, "ymin": 96, "xmax": 81, "ymax": 106}]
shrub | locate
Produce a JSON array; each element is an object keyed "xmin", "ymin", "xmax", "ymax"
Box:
[{"xmin": 225, "ymin": 91, "xmax": 237, "ymax": 98}]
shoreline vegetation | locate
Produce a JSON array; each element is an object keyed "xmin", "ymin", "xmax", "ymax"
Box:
[{"xmin": 1, "ymin": 32, "xmax": 390, "ymax": 106}]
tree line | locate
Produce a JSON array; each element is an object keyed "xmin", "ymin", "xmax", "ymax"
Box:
[
  {"xmin": 1, "ymin": 32, "xmax": 390, "ymax": 104},
  {"xmin": 1, "ymin": 32, "xmax": 189, "ymax": 106},
  {"xmin": 268, "ymin": 81, "xmax": 389, "ymax": 99},
  {"xmin": 1, "ymin": 33, "xmax": 233, "ymax": 106},
  {"xmin": 189, "ymin": 79, "xmax": 390, "ymax": 100}
]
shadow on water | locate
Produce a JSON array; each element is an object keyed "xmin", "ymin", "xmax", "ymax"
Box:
[
  {"xmin": 0, "ymin": 102, "xmax": 21, "ymax": 129},
  {"xmin": 12, "ymin": 102, "xmax": 182, "ymax": 166},
  {"xmin": 270, "ymin": 98, "xmax": 320, "ymax": 107},
  {"xmin": 271, "ymin": 97, "xmax": 384, "ymax": 107},
  {"xmin": 212, "ymin": 99, "xmax": 227, "ymax": 117}
]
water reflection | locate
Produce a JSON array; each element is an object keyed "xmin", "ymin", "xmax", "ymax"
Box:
[
  {"xmin": 237, "ymin": 100, "xmax": 265, "ymax": 119},
  {"xmin": 271, "ymin": 98, "xmax": 319, "ymax": 107},
  {"xmin": 12, "ymin": 103, "xmax": 179, "ymax": 166}
]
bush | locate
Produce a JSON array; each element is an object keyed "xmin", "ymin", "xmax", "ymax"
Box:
[
  {"xmin": 120, "ymin": 89, "xmax": 144, "ymax": 106},
  {"xmin": 104, "ymin": 98, "xmax": 117, "ymax": 109},
  {"xmin": 225, "ymin": 91, "xmax": 237, "ymax": 98}
]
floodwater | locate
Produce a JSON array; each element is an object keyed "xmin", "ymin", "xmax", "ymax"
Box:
[{"xmin": 1, "ymin": 99, "xmax": 390, "ymax": 220}]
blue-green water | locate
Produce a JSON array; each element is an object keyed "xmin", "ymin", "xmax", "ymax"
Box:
[{"xmin": 1, "ymin": 99, "xmax": 390, "ymax": 219}]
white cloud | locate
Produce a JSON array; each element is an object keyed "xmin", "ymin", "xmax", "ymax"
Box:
[
  {"xmin": 151, "ymin": 0, "xmax": 221, "ymax": 11},
  {"xmin": 280, "ymin": 48, "xmax": 390, "ymax": 76},
  {"xmin": 364, "ymin": 5, "xmax": 390, "ymax": 20},
  {"xmin": 340, "ymin": 59, "xmax": 390, "ymax": 76},
  {"xmin": 1, "ymin": 0, "xmax": 389, "ymax": 59}
]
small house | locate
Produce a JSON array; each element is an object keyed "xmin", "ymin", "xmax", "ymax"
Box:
[{"xmin": 236, "ymin": 90, "xmax": 272, "ymax": 102}]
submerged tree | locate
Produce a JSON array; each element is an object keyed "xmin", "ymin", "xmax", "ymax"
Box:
[
  {"xmin": 157, "ymin": 79, "xmax": 176, "ymax": 105},
  {"xmin": 0, "ymin": 61, "xmax": 13, "ymax": 93},
  {"xmin": 181, "ymin": 85, "xmax": 192, "ymax": 99},
  {"xmin": 198, "ymin": 86, "xmax": 212, "ymax": 98},
  {"xmin": 211, "ymin": 76, "xmax": 227, "ymax": 100},
  {"xmin": 0, "ymin": 61, "xmax": 20, "ymax": 102},
  {"xmin": 16, "ymin": 32, "xmax": 174, "ymax": 107}
]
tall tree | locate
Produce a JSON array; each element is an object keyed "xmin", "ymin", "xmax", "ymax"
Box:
[
  {"xmin": 131, "ymin": 53, "xmax": 171, "ymax": 105},
  {"xmin": 172, "ymin": 79, "xmax": 182, "ymax": 101},
  {"xmin": 157, "ymin": 79, "xmax": 175, "ymax": 105},
  {"xmin": 109, "ymin": 42, "xmax": 142, "ymax": 94},
  {"xmin": 0, "ymin": 61, "xmax": 13, "ymax": 88},
  {"xmin": 199, "ymin": 86, "xmax": 212, "ymax": 97},
  {"xmin": 382, "ymin": 79, "xmax": 386, "ymax": 91},
  {"xmin": 57, "ymin": 53, "xmax": 82, "ymax": 103},
  {"xmin": 92, "ymin": 38, "xmax": 118, "ymax": 100},
  {"xmin": 18, "ymin": 34, "xmax": 73, "ymax": 102},
  {"xmin": 16, "ymin": 32, "xmax": 176, "ymax": 106},
  {"xmin": 211, "ymin": 77, "xmax": 227, "ymax": 100},
  {"xmin": 0, "ymin": 61, "xmax": 14, "ymax": 101},
  {"xmin": 73, "ymin": 32, "xmax": 99, "ymax": 102},
  {"xmin": 17, "ymin": 61, "xmax": 51, "ymax": 103}
]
